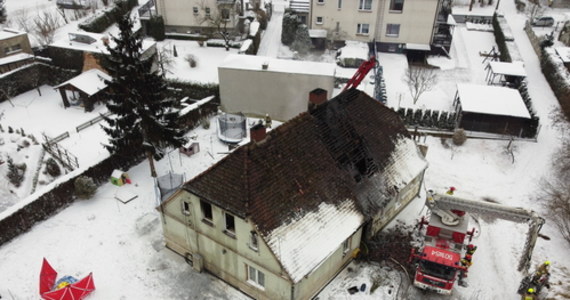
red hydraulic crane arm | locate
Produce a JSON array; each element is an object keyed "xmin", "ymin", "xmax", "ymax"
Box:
[{"xmin": 342, "ymin": 56, "xmax": 377, "ymax": 91}]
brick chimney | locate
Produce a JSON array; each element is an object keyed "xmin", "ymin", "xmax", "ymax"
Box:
[
  {"xmin": 250, "ymin": 121, "xmax": 267, "ymax": 143},
  {"xmin": 308, "ymin": 88, "xmax": 327, "ymax": 112}
]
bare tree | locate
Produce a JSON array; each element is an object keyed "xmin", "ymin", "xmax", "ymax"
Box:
[
  {"xmin": 33, "ymin": 11, "xmax": 61, "ymax": 46},
  {"xmin": 10, "ymin": 9, "xmax": 32, "ymax": 33},
  {"xmin": 157, "ymin": 44, "xmax": 174, "ymax": 76},
  {"xmin": 403, "ymin": 65, "xmax": 438, "ymax": 104},
  {"xmin": 198, "ymin": 1, "xmax": 240, "ymax": 51}
]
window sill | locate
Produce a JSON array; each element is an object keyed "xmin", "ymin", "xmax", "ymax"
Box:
[
  {"xmin": 202, "ymin": 218, "xmax": 214, "ymax": 226},
  {"xmin": 247, "ymin": 280, "xmax": 265, "ymax": 290},
  {"xmin": 224, "ymin": 230, "xmax": 236, "ymax": 239},
  {"xmin": 5, "ymin": 50, "xmax": 22, "ymax": 55},
  {"xmin": 358, "ymin": 9, "xmax": 372, "ymax": 12},
  {"xmin": 316, "ymin": 22, "xmax": 323, "ymax": 25},
  {"xmin": 389, "ymin": 10, "xmax": 403, "ymax": 13},
  {"xmin": 317, "ymin": 2, "xmax": 325, "ymax": 5},
  {"xmin": 356, "ymin": 33, "xmax": 370, "ymax": 36},
  {"xmin": 249, "ymin": 245, "xmax": 259, "ymax": 252},
  {"xmin": 385, "ymin": 34, "xmax": 399, "ymax": 38}
]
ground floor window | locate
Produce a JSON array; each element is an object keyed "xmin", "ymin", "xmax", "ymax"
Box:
[
  {"xmin": 247, "ymin": 264, "xmax": 265, "ymax": 288},
  {"xmin": 357, "ymin": 23, "xmax": 369, "ymax": 35}
]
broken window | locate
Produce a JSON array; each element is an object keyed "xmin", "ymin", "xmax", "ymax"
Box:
[{"xmin": 200, "ymin": 200, "xmax": 213, "ymax": 224}]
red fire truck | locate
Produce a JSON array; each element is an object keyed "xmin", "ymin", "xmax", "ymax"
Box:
[{"xmin": 410, "ymin": 190, "xmax": 545, "ymax": 295}]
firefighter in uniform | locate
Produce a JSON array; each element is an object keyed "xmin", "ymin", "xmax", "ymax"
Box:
[
  {"xmin": 522, "ymin": 288, "xmax": 536, "ymax": 300},
  {"xmin": 533, "ymin": 261, "xmax": 551, "ymax": 282},
  {"xmin": 466, "ymin": 244, "xmax": 477, "ymax": 255}
]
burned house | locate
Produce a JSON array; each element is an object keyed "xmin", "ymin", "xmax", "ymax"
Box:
[{"xmin": 158, "ymin": 89, "xmax": 427, "ymax": 300}]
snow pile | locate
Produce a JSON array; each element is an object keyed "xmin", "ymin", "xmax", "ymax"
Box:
[{"xmin": 336, "ymin": 41, "xmax": 369, "ymax": 68}]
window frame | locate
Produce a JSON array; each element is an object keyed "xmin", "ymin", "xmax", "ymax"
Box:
[
  {"xmin": 317, "ymin": 0, "xmax": 325, "ymax": 4},
  {"xmin": 389, "ymin": 0, "xmax": 404, "ymax": 12},
  {"xmin": 221, "ymin": 8, "xmax": 230, "ymax": 20},
  {"xmin": 224, "ymin": 212, "xmax": 236, "ymax": 237},
  {"xmin": 192, "ymin": 6, "xmax": 199, "ymax": 14},
  {"xmin": 182, "ymin": 201, "xmax": 191, "ymax": 216},
  {"xmin": 200, "ymin": 200, "xmax": 213, "ymax": 225},
  {"xmin": 386, "ymin": 23, "xmax": 400, "ymax": 37},
  {"xmin": 342, "ymin": 237, "xmax": 351, "ymax": 255},
  {"xmin": 316, "ymin": 16, "xmax": 323, "ymax": 25},
  {"xmin": 249, "ymin": 231, "xmax": 259, "ymax": 251},
  {"xmin": 247, "ymin": 264, "xmax": 265, "ymax": 289},
  {"xmin": 205, "ymin": 7, "xmax": 211, "ymax": 16},
  {"xmin": 358, "ymin": 0, "xmax": 372, "ymax": 10},
  {"xmin": 338, "ymin": 0, "xmax": 342, "ymax": 9},
  {"xmin": 357, "ymin": 23, "xmax": 370, "ymax": 35}
]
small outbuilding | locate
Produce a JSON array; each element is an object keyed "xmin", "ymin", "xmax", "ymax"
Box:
[
  {"xmin": 54, "ymin": 69, "xmax": 111, "ymax": 112},
  {"xmin": 484, "ymin": 61, "xmax": 526, "ymax": 87},
  {"xmin": 453, "ymin": 84, "xmax": 533, "ymax": 136}
]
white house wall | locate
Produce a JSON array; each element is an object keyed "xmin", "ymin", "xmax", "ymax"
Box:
[
  {"xmin": 218, "ymin": 68, "xmax": 335, "ymax": 121},
  {"xmin": 160, "ymin": 190, "xmax": 292, "ymax": 300},
  {"xmin": 156, "ymin": 0, "xmax": 239, "ymax": 32},
  {"xmin": 377, "ymin": 0, "xmax": 439, "ymax": 45},
  {"xmin": 310, "ymin": 0, "xmax": 381, "ymax": 42}
]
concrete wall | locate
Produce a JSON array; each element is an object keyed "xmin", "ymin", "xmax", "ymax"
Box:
[
  {"xmin": 0, "ymin": 32, "xmax": 32, "ymax": 59},
  {"xmin": 218, "ymin": 66, "xmax": 335, "ymax": 121}
]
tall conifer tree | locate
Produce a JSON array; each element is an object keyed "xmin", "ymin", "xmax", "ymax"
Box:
[{"xmin": 101, "ymin": 16, "xmax": 186, "ymax": 177}]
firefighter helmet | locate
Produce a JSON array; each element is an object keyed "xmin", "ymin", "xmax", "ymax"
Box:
[
  {"xmin": 545, "ymin": 261, "xmax": 551, "ymax": 265},
  {"xmin": 528, "ymin": 288, "xmax": 535, "ymax": 293}
]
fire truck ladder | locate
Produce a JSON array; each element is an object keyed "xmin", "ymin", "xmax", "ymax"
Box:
[{"xmin": 426, "ymin": 191, "xmax": 545, "ymax": 272}]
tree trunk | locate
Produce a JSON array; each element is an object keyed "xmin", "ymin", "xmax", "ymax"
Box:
[{"xmin": 146, "ymin": 151, "xmax": 157, "ymax": 177}]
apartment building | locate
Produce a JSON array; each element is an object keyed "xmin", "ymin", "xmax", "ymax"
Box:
[
  {"xmin": 155, "ymin": 0, "xmax": 242, "ymax": 34},
  {"xmin": 306, "ymin": 0, "xmax": 452, "ymax": 53}
]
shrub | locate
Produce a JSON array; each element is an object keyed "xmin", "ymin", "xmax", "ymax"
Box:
[
  {"xmin": 452, "ymin": 128, "xmax": 467, "ymax": 146},
  {"xmin": 185, "ymin": 54, "xmax": 197, "ymax": 68},
  {"xmin": 7, "ymin": 158, "xmax": 26, "ymax": 187},
  {"xmin": 281, "ymin": 11, "xmax": 299, "ymax": 45},
  {"xmin": 45, "ymin": 157, "xmax": 61, "ymax": 177},
  {"xmin": 74, "ymin": 176, "xmax": 98, "ymax": 199},
  {"xmin": 148, "ymin": 15, "xmax": 165, "ymax": 41},
  {"xmin": 200, "ymin": 118, "xmax": 210, "ymax": 129}
]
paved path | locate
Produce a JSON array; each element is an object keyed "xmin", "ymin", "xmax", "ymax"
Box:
[{"xmin": 257, "ymin": 0, "xmax": 288, "ymax": 57}]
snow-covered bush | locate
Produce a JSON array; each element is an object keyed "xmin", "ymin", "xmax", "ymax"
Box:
[
  {"xmin": 291, "ymin": 24, "xmax": 312, "ymax": 55},
  {"xmin": 281, "ymin": 10, "xmax": 299, "ymax": 45},
  {"xmin": 74, "ymin": 176, "xmax": 97, "ymax": 199},
  {"xmin": 200, "ymin": 117, "xmax": 210, "ymax": 129},
  {"xmin": 45, "ymin": 158, "xmax": 61, "ymax": 177},
  {"xmin": 185, "ymin": 54, "xmax": 198, "ymax": 68},
  {"xmin": 452, "ymin": 129, "xmax": 467, "ymax": 146},
  {"xmin": 7, "ymin": 157, "xmax": 26, "ymax": 187},
  {"xmin": 336, "ymin": 41, "xmax": 368, "ymax": 68}
]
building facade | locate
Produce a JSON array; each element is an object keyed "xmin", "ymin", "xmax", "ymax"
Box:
[
  {"xmin": 155, "ymin": 0, "xmax": 242, "ymax": 34},
  {"xmin": 307, "ymin": 0, "xmax": 452, "ymax": 53},
  {"xmin": 159, "ymin": 89, "xmax": 428, "ymax": 300}
]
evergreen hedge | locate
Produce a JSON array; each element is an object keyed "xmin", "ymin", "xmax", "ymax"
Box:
[
  {"xmin": 148, "ymin": 15, "xmax": 166, "ymax": 41},
  {"xmin": 540, "ymin": 49, "xmax": 570, "ymax": 120},
  {"xmin": 492, "ymin": 13, "xmax": 512, "ymax": 62},
  {"xmin": 166, "ymin": 79, "xmax": 220, "ymax": 100}
]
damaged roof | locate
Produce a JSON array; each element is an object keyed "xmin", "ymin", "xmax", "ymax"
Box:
[{"xmin": 182, "ymin": 89, "xmax": 427, "ymax": 282}]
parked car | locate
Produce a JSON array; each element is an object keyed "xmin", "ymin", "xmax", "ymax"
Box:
[{"xmin": 531, "ymin": 16, "xmax": 555, "ymax": 27}]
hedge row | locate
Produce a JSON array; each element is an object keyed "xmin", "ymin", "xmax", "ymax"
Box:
[
  {"xmin": 397, "ymin": 108, "xmax": 457, "ymax": 130},
  {"xmin": 0, "ymin": 63, "xmax": 78, "ymax": 103},
  {"xmin": 166, "ymin": 79, "xmax": 220, "ymax": 100},
  {"xmin": 78, "ymin": 0, "xmax": 138, "ymax": 33},
  {"xmin": 492, "ymin": 13, "xmax": 512, "ymax": 62},
  {"xmin": 541, "ymin": 48, "xmax": 570, "ymax": 120}
]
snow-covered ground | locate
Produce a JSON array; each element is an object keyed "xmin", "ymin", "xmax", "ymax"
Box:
[{"xmin": 1, "ymin": 0, "xmax": 570, "ymax": 299}]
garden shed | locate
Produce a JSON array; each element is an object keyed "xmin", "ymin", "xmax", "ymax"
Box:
[
  {"xmin": 484, "ymin": 61, "xmax": 526, "ymax": 86},
  {"xmin": 453, "ymin": 84, "xmax": 532, "ymax": 136},
  {"xmin": 54, "ymin": 69, "xmax": 111, "ymax": 112}
]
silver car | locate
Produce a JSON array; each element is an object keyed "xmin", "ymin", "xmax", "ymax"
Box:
[{"xmin": 531, "ymin": 16, "xmax": 554, "ymax": 27}]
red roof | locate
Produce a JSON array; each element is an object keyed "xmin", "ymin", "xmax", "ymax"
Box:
[{"xmin": 423, "ymin": 246, "xmax": 461, "ymax": 267}]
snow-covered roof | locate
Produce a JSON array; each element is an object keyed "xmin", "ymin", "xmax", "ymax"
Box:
[
  {"xmin": 309, "ymin": 29, "xmax": 327, "ymax": 38},
  {"xmin": 488, "ymin": 61, "xmax": 526, "ymax": 77},
  {"xmin": 219, "ymin": 54, "xmax": 336, "ymax": 76},
  {"xmin": 54, "ymin": 69, "xmax": 111, "ymax": 96},
  {"xmin": 0, "ymin": 53, "xmax": 34, "ymax": 66},
  {"xmin": 405, "ymin": 43, "xmax": 431, "ymax": 51},
  {"xmin": 266, "ymin": 200, "xmax": 363, "ymax": 283},
  {"xmin": 239, "ymin": 39, "xmax": 253, "ymax": 53},
  {"xmin": 50, "ymin": 32, "xmax": 155, "ymax": 55},
  {"xmin": 457, "ymin": 84, "xmax": 531, "ymax": 119},
  {"xmin": 289, "ymin": 0, "xmax": 310, "ymax": 13},
  {"xmin": 555, "ymin": 47, "xmax": 570, "ymax": 63},
  {"xmin": 249, "ymin": 21, "xmax": 260, "ymax": 36},
  {"xmin": 111, "ymin": 169, "xmax": 124, "ymax": 178},
  {"xmin": 447, "ymin": 14, "xmax": 457, "ymax": 26},
  {"xmin": 0, "ymin": 28, "xmax": 27, "ymax": 41},
  {"xmin": 337, "ymin": 41, "xmax": 369, "ymax": 61},
  {"xmin": 179, "ymin": 95, "xmax": 215, "ymax": 116}
]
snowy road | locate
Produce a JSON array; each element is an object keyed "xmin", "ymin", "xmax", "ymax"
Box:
[{"xmin": 256, "ymin": 0, "xmax": 287, "ymax": 57}]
